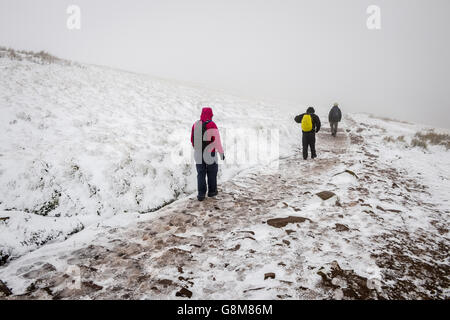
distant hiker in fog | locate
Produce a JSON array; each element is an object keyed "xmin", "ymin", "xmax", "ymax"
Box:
[
  {"xmin": 295, "ymin": 107, "xmax": 321, "ymax": 160},
  {"xmin": 328, "ymin": 103, "xmax": 342, "ymax": 137},
  {"xmin": 191, "ymin": 107, "xmax": 225, "ymax": 202}
]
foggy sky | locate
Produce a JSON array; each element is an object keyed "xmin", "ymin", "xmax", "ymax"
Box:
[{"xmin": 1, "ymin": 0, "xmax": 449, "ymax": 128}]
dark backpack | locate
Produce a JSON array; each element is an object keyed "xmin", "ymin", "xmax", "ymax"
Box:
[
  {"xmin": 202, "ymin": 120, "xmax": 212, "ymax": 152},
  {"xmin": 194, "ymin": 120, "xmax": 212, "ymax": 152}
]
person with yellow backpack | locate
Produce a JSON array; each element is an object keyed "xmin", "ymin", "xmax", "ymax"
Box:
[{"xmin": 294, "ymin": 107, "xmax": 322, "ymax": 160}]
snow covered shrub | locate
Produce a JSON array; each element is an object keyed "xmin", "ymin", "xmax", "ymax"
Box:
[
  {"xmin": 414, "ymin": 131, "xmax": 450, "ymax": 150},
  {"xmin": 369, "ymin": 114, "xmax": 410, "ymax": 125},
  {"xmin": 411, "ymin": 138, "xmax": 428, "ymax": 150},
  {"xmin": 35, "ymin": 51, "xmax": 59, "ymax": 64},
  {"xmin": 6, "ymin": 48, "xmax": 21, "ymax": 61},
  {"xmin": 0, "ymin": 47, "xmax": 67, "ymax": 65},
  {"xmin": 383, "ymin": 135, "xmax": 408, "ymax": 148}
]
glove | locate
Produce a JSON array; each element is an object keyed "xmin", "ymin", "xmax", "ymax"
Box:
[{"xmin": 220, "ymin": 153, "xmax": 225, "ymax": 161}]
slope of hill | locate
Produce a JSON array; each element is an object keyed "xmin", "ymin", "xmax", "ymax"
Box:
[
  {"xmin": 0, "ymin": 49, "xmax": 449, "ymax": 300},
  {"xmin": 0, "ymin": 112, "xmax": 448, "ymax": 300},
  {"xmin": 0, "ymin": 49, "xmax": 300, "ymax": 265}
]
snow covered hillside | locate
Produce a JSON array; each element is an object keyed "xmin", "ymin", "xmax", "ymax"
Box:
[
  {"xmin": 0, "ymin": 49, "xmax": 449, "ymax": 300},
  {"xmin": 0, "ymin": 111, "xmax": 448, "ymax": 300},
  {"xmin": 0, "ymin": 49, "xmax": 300, "ymax": 265}
]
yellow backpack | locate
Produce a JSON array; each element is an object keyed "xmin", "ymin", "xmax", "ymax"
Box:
[{"xmin": 301, "ymin": 114, "xmax": 313, "ymax": 132}]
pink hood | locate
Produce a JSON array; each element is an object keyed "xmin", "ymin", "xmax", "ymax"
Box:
[
  {"xmin": 191, "ymin": 107, "xmax": 224, "ymax": 154},
  {"xmin": 200, "ymin": 107, "xmax": 213, "ymax": 122}
]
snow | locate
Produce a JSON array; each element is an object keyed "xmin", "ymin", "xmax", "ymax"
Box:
[
  {"xmin": 0, "ymin": 50, "xmax": 300, "ymax": 263},
  {"xmin": 0, "ymin": 51, "xmax": 449, "ymax": 300}
]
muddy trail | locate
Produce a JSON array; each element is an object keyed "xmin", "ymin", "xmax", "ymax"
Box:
[{"xmin": 1, "ymin": 120, "xmax": 449, "ymax": 300}]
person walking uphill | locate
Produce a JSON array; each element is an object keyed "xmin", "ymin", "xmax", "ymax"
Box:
[
  {"xmin": 328, "ymin": 103, "xmax": 342, "ymax": 137},
  {"xmin": 191, "ymin": 107, "xmax": 225, "ymax": 201},
  {"xmin": 295, "ymin": 107, "xmax": 321, "ymax": 160}
]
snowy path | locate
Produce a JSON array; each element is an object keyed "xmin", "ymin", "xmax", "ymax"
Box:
[{"xmin": 1, "ymin": 119, "xmax": 449, "ymax": 300}]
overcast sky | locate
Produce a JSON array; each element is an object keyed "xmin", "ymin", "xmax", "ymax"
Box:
[{"xmin": 1, "ymin": 0, "xmax": 449, "ymax": 127}]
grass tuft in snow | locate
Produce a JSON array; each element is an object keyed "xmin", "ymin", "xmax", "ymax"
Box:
[
  {"xmin": 383, "ymin": 135, "xmax": 407, "ymax": 145},
  {"xmin": 0, "ymin": 47, "xmax": 72, "ymax": 66},
  {"xmin": 411, "ymin": 138, "xmax": 428, "ymax": 150},
  {"xmin": 414, "ymin": 131, "xmax": 450, "ymax": 150}
]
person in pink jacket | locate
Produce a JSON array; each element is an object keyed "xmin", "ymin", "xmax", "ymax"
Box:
[{"xmin": 191, "ymin": 107, "xmax": 225, "ymax": 201}]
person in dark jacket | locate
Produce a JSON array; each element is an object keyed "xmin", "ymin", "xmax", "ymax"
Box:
[
  {"xmin": 294, "ymin": 107, "xmax": 321, "ymax": 160},
  {"xmin": 191, "ymin": 107, "xmax": 225, "ymax": 201},
  {"xmin": 328, "ymin": 103, "xmax": 342, "ymax": 137}
]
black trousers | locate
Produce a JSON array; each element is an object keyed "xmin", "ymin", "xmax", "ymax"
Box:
[
  {"xmin": 330, "ymin": 122, "xmax": 339, "ymax": 136},
  {"xmin": 302, "ymin": 131, "xmax": 317, "ymax": 160},
  {"xmin": 196, "ymin": 162, "xmax": 218, "ymax": 199}
]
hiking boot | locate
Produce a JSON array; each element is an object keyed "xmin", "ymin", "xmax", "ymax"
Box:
[
  {"xmin": 208, "ymin": 191, "xmax": 218, "ymax": 198},
  {"xmin": 197, "ymin": 196, "xmax": 205, "ymax": 202}
]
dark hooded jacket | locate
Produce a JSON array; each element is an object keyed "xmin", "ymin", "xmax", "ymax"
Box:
[
  {"xmin": 295, "ymin": 107, "xmax": 321, "ymax": 133},
  {"xmin": 328, "ymin": 105, "xmax": 342, "ymax": 123},
  {"xmin": 191, "ymin": 107, "xmax": 224, "ymax": 154}
]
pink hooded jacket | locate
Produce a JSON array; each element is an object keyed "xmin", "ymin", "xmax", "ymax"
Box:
[{"xmin": 191, "ymin": 107, "xmax": 224, "ymax": 154}]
